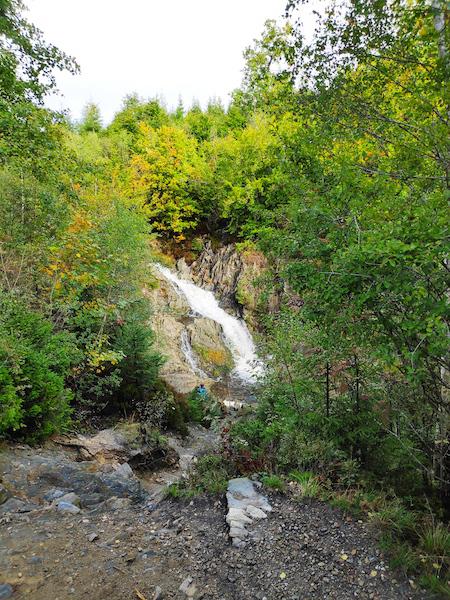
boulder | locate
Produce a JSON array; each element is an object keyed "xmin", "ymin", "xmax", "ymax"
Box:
[
  {"xmin": 0, "ymin": 448, "xmax": 147, "ymax": 510},
  {"xmin": 55, "ymin": 492, "xmax": 81, "ymax": 507},
  {"xmin": 0, "ymin": 584, "xmax": 13, "ymax": 600},
  {"xmin": 113, "ymin": 463, "xmax": 134, "ymax": 479},
  {"xmin": 187, "ymin": 319, "xmax": 233, "ymax": 378},
  {"xmin": 0, "ymin": 497, "xmax": 38, "ymax": 514},
  {"xmin": 55, "ymin": 422, "xmax": 143, "ymax": 462}
]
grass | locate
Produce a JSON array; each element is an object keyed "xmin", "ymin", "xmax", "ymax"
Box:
[
  {"xmin": 330, "ymin": 491, "xmax": 450, "ymax": 596},
  {"xmin": 261, "ymin": 474, "xmax": 286, "ymax": 491},
  {"xmin": 288, "ymin": 470, "xmax": 321, "ymax": 498}
]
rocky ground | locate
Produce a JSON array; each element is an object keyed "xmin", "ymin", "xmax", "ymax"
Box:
[
  {"xmin": 1, "ymin": 488, "xmax": 429, "ymax": 600},
  {"xmin": 0, "ymin": 440, "xmax": 431, "ymax": 600}
]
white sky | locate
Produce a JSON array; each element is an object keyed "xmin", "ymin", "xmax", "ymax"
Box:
[{"xmin": 26, "ymin": 0, "xmax": 293, "ymax": 124}]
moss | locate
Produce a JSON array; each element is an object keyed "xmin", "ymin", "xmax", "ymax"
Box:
[{"xmin": 193, "ymin": 343, "xmax": 233, "ymax": 377}]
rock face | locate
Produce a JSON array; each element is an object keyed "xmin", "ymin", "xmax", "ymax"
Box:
[
  {"xmin": 55, "ymin": 423, "xmax": 144, "ymax": 462},
  {"xmin": 187, "ymin": 318, "xmax": 233, "ymax": 378},
  {"xmin": 226, "ymin": 477, "xmax": 272, "ymax": 547},
  {"xmin": 190, "ymin": 241, "xmax": 271, "ymax": 325},
  {"xmin": 191, "ymin": 242, "xmax": 244, "ymax": 313}
]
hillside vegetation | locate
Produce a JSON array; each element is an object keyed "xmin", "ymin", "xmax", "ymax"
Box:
[{"xmin": 0, "ymin": 0, "xmax": 448, "ymax": 593}]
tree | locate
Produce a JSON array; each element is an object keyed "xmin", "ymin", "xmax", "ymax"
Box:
[
  {"xmin": 79, "ymin": 102, "xmax": 103, "ymax": 133},
  {"xmin": 0, "ymin": 0, "xmax": 78, "ymax": 163}
]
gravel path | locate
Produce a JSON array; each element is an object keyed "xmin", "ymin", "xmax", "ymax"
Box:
[{"xmin": 1, "ymin": 492, "xmax": 430, "ymax": 600}]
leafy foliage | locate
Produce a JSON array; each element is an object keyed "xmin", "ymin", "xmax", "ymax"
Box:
[{"xmin": 0, "ymin": 292, "xmax": 79, "ymax": 439}]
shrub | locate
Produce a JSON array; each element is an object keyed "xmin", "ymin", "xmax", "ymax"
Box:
[
  {"xmin": 0, "ymin": 293, "xmax": 80, "ymax": 440},
  {"xmin": 165, "ymin": 454, "xmax": 232, "ymax": 497},
  {"xmin": 187, "ymin": 388, "xmax": 222, "ymax": 426},
  {"xmin": 189, "ymin": 454, "xmax": 231, "ymax": 494}
]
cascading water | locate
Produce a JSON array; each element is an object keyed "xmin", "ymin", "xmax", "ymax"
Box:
[
  {"xmin": 180, "ymin": 330, "xmax": 209, "ymax": 379},
  {"xmin": 157, "ymin": 265, "xmax": 262, "ymax": 383}
]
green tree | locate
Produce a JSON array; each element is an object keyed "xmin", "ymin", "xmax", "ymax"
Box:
[{"xmin": 79, "ymin": 102, "xmax": 103, "ymax": 133}]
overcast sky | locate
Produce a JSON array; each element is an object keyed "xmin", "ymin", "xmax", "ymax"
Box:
[{"xmin": 26, "ymin": 0, "xmax": 293, "ymax": 124}]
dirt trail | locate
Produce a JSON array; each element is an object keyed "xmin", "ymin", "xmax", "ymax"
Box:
[
  {"xmin": 1, "ymin": 485, "xmax": 428, "ymax": 600},
  {"xmin": 0, "ymin": 416, "xmax": 431, "ymax": 600}
]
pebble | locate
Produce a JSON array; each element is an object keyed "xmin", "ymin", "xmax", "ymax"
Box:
[{"xmin": 179, "ymin": 576, "xmax": 197, "ymax": 598}]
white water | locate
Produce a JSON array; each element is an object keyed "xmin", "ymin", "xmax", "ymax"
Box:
[
  {"xmin": 157, "ymin": 265, "xmax": 262, "ymax": 383},
  {"xmin": 180, "ymin": 330, "xmax": 209, "ymax": 379}
]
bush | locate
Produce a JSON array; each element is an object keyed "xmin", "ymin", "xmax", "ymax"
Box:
[
  {"xmin": 187, "ymin": 388, "xmax": 222, "ymax": 426},
  {"xmin": 165, "ymin": 454, "xmax": 233, "ymax": 497},
  {"xmin": 0, "ymin": 293, "xmax": 80, "ymax": 440},
  {"xmin": 135, "ymin": 384, "xmax": 189, "ymax": 436},
  {"xmin": 189, "ymin": 454, "xmax": 231, "ymax": 493}
]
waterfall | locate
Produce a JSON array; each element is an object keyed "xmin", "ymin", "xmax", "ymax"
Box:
[
  {"xmin": 157, "ymin": 265, "xmax": 262, "ymax": 383},
  {"xmin": 180, "ymin": 330, "xmax": 209, "ymax": 379}
]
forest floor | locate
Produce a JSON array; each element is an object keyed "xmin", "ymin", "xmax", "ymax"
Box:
[{"xmin": 0, "ymin": 442, "xmax": 431, "ymax": 600}]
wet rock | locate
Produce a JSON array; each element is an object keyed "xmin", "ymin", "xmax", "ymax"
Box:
[
  {"xmin": 187, "ymin": 318, "xmax": 233, "ymax": 378},
  {"xmin": 176, "ymin": 258, "xmax": 192, "ymax": 280},
  {"xmin": 191, "ymin": 241, "xmax": 244, "ymax": 313}
]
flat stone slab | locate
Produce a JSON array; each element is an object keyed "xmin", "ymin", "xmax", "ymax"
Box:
[{"xmin": 226, "ymin": 478, "xmax": 272, "ymax": 547}]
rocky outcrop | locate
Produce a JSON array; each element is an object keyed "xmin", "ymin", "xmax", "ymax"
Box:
[
  {"xmin": 187, "ymin": 318, "xmax": 233, "ymax": 378},
  {"xmin": 54, "ymin": 423, "xmax": 145, "ymax": 462},
  {"xmin": 0, "ymin": 445, "xmax": 147, "ymax": 513},
  {"xmin": 190, "ymin": 243, "xmax": 243, "ymax": 313},
  {"xmin": 145, "ymin": 266, "xmax": 233, "ymax": 394},
  {"xmin": 190, "ymin": 241, "xmax": 270, "ymax": 325}
]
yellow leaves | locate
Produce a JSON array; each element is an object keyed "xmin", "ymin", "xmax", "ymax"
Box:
[
  {"xmin": 279, "ymin": 572, "xmax": 287, "ymax": 580},
  {"xmin": 67, "ymin": 211, "xmax": 93, "ymax": 234},
  {"xmin": 370, "ymin": 570, "xmax": 377, "ymax": 577},
  {"xmin": 340, "ymin": 553, "xmax": 349, "ymax": 561},
  {"xmin": 87, "ymin": 342, "xmax": 123, "ymax": 369}
]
